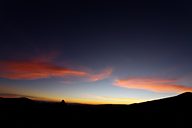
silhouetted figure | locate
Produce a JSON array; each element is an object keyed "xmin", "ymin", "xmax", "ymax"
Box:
[{"xmin": 61, "ymin": 100, "xmax": 66, "ymax": 106}]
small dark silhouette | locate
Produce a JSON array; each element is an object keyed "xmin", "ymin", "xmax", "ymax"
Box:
[
  {"xmin": 60, "ymin": 100, "xmax": 66, "ymax": 106},
  {"xmin": 60, "ymin": 100, "xmax": 67, "ymax": 108}
]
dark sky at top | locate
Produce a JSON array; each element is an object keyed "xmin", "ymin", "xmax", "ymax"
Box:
[
  {"xmin": 1, "ymin": 0, "xmax": 192, "ymax": 104},
  {"xmin": 1, "ymin": 1, "xmax": 192, "ymax": 73}
]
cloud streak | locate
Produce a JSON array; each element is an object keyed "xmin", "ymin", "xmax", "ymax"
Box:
[
  {"xmin": 0, "ymin": 58, "xmax": 88, "ymax": 80},
  {"xmin": 88, "ymin": 68, "xmax": 113, "ymax": 82},
  {"xmin": 0, "ymin": 56, "xmax": 112, "ymax": 81},
  {"xmin": 114, "ymin": 77, "xmax": 192, "ymax": 93}
]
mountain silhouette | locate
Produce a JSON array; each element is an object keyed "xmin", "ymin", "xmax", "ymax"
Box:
[
  {"xmin": 126, "ymin": 92, "xmax": 192, "ymax": 113},
  {"xmin": 0, "ymin": 97, "xmax": 33, "ymax": 104},
  {"xmin": 178, "ymin": 92, "xmax": 192, "ymax": 97},
  {"xmin": 1, "ymin": 92, "xmax": 192, "ymax": 122}
]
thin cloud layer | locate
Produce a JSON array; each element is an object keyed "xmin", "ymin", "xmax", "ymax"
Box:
[
  {"xmin": 0, "ymin": 57, "xmax": 112, "ymax": 81},
  {"xmin": 88, "ymin": 68, "xmax": 113, "ymax": 82},
  {"xmin": 0, "ymin": 59, "xmax": 88, "ymax": 80},
  {"xmin": 114, "ymin": 77, "xmax": 192, "ymax": 93}
]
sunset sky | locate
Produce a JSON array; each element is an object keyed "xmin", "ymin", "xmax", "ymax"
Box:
[{"xmin": 1, "ymin": 1, "xmax": 192, "ymax": 104}]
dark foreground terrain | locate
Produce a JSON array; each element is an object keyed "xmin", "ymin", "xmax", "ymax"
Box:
[{"xmin": 1, "ymin": 92, "xmax": 192, "ymax": 124}]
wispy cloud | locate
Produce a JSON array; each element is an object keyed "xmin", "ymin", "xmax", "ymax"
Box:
[
  {"xmin": 114, "ymin": 77, "xmax": 192, "ymax": 93},
  {"xmin": 0, "ymin": 57, "xmax": 87, "ymax": 80},
  {"xmin": 0, "ymin": 55, "xmax": 112, "ymax": 81},
  {"xmin": 88, "ymin": 68, "xmax": 113, "ymax": 82}
]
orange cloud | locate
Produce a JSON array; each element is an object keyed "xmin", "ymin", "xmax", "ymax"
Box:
[
  {"xmin": 0, "ymin": 59, "xmax": 87, "ymax": 80},
  {"xmin": 114, "ymin": 77, "xmax": 192, "ymax": 93},
  {"xmin": 88, "ymin": 68, "xmax": 113, "ymax": 82},
  {"xmin": 0, "ymin": 56, "xmax": 112, "ymax": 81}
]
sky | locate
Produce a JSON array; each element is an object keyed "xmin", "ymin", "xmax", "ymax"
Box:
[{"xmin": 1, "ymin": 0, "xmax": 192, "ymax": 104}]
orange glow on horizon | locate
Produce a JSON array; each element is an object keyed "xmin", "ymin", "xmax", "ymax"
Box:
[
  {"xmin": 0, "ymin": 95, "xmax": 144, "ymax": 104},
  {"xmin": 59, "ymin": 96, "xmax": 145, "ymax": 105}
]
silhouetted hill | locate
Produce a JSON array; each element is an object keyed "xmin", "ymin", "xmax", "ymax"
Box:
[
  {"xmin": 1, "ymin": 92, "xmax": 192, "ymax": 122},
  {"xmin": 126, "ymin": 92, "xmax": 192, "ymax": 113},
  {"xmin": 178, "ymin": 92, "xmax": 192, "ymax": 97},
  {"xmin": 0, "ymin": 97, "xmax": 32, "ymax": 102}
]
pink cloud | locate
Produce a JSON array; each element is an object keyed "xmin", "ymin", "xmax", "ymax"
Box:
[
  {"xmin": 0, "ymin": 58, "xmax": 87, "ymax": 80},
  {"xmin": 88, "ymin": 68, "xmax": 113, "ymax": 82},
  {"xmin": 0, "ymin": 53, "xmax": 88, "ymax": 80},
  {"xmin": 0, "ymin": 56, "xmax": 112, "ymax": 81},
  {"xmin": 114, "ymin": 77, "xmax": 192, "ymax": 93}
]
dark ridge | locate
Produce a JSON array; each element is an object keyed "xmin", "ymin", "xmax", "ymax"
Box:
[
  {"xmin": 1, "ymin": 97, "xmax": 33, "ymax": 102},
  {"xmin": 18, "ymin": 97, "xmax": 32, "ymax": 100},
  {"xmin": 1, "ymin": 92, "xmax": 192, "ymax": 122},
  {"xmin": 177, "ymin": 92, "xmax": 192, "ymax": 97}
]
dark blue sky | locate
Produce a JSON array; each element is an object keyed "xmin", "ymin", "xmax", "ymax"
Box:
[{"xmin": 1, "ymin": 1, "xmax": 192, "ymax": 104}]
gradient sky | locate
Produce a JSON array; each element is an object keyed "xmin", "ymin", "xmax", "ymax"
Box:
[{"xmin": 1, "ymin": 1, "xmax": 192, "ymax": 104}]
